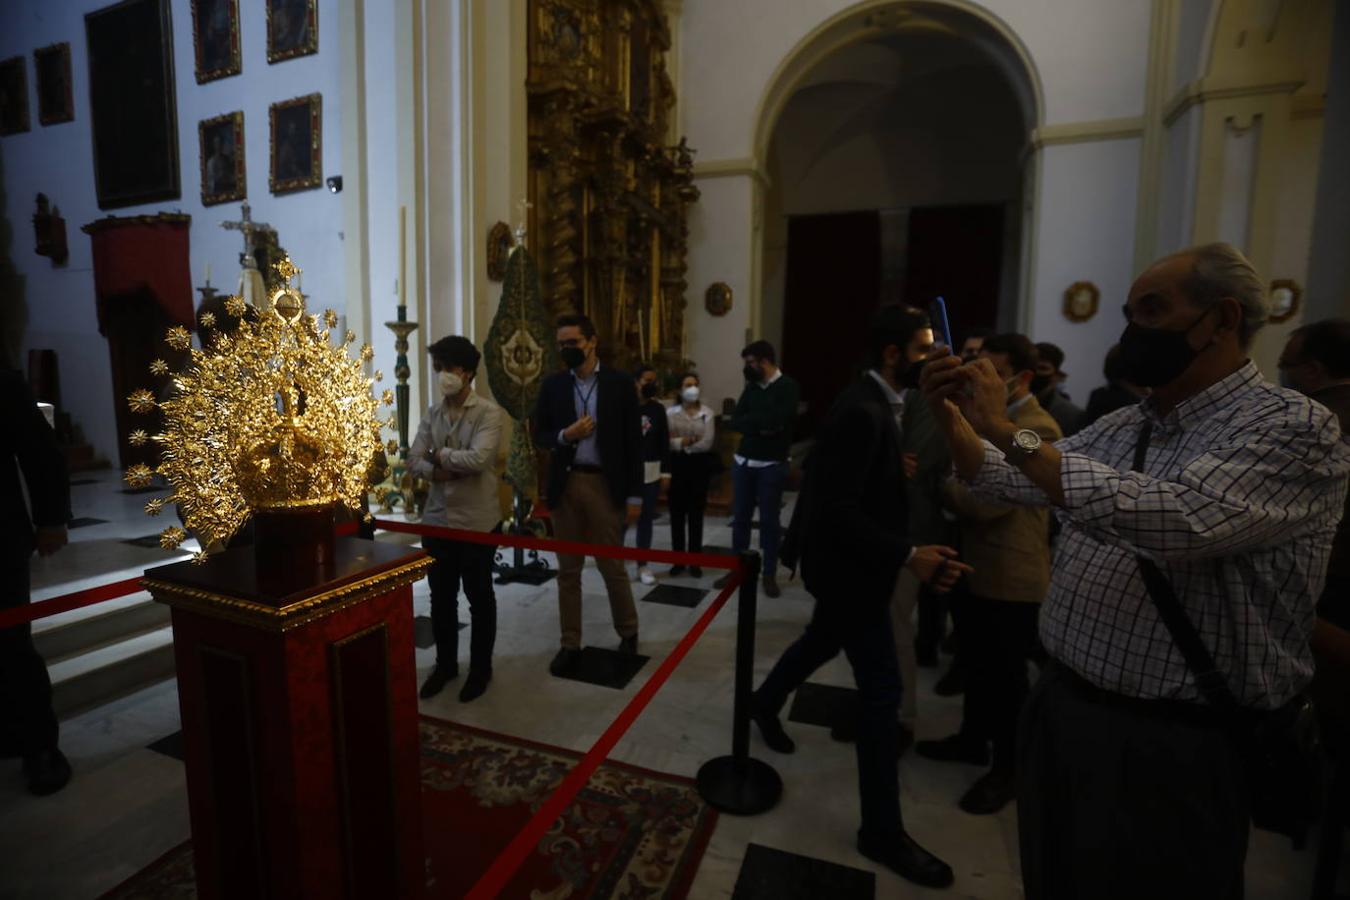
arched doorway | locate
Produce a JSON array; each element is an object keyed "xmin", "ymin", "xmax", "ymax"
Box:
[{"xmin": 754, "ymin": 2, "xmax": 1040, "ymax": 430}]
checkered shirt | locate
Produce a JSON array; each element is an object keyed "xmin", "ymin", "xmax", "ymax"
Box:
[{"xmin": 969, "ymin": 361, "xmax": 1350, "ymax": 709}]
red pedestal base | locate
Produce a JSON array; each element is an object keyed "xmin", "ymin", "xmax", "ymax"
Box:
[{"xmin": 144, "ymin": 538, "xmax": 432, "ymax": 900}]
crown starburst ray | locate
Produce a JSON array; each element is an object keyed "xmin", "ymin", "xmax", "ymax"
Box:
[{"xmin": 128, "ymin": 256, "xmax": 380, "ymax": 559}]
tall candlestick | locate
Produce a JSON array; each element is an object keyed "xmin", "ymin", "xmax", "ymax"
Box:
[
  {"xmin": 204, "ymin": 262, "xmax": 212, "ymax": 285},
  {"xmin": 398, "ymin": 205, "xmax": 407, "ymax": 309}
]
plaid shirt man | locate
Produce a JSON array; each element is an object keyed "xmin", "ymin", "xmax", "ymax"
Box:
[{"xmin": 969, "ymin": 360, "xmax": 1350, "ymax": 709}]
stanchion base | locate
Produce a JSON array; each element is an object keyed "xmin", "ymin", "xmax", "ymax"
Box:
[
  {"xmin": 493, "ymin": 565, "xmax": 557, "ymax": 586},
  {"xmin": 696, "ymin": 755, "xmax": 783, "ymax": 815}
]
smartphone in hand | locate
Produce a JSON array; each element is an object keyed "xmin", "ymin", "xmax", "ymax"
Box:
[{"xmin": 928, "ymin": 296, "xmax": 954, "ymax": 350}]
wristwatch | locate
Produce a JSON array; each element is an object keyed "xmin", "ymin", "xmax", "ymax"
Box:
[{"xmin": 1003, "ymin": 428, "xmax": 1042, "ymax": 464}]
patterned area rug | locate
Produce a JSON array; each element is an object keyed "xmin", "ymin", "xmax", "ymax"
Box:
[{"xmin": 102, "ymin": 716, "xmax": 717, "ymax": 899}]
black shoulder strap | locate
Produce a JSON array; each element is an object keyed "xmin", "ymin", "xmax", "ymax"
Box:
[{"xmin": 1130, "ymin": 421, "xmax": 1242, "ymax": 711}]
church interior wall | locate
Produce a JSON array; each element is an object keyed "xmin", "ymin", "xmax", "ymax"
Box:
[
  {"xmin": 1, "ymin": 0, "xmax": 347, "ymax": 465},
  {"xmin": 1306, "ymin": 0, "xmax": 1350, "ymax": 324}
]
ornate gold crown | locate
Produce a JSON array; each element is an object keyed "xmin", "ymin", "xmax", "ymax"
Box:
[{"xmin": 125, "ymin": 257, "xmax": 396, "ymax": 560}]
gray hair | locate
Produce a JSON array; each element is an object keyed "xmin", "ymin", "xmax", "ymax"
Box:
[{"xmin": 1170, "ymin": 242, "xmax": 1268, "ymax": 347}]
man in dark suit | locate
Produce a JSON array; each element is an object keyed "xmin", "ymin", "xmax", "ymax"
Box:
[
  {"xmin": 534, "ymin": 314, "xmax": 642, "ymax": 676},
  {"xmin": 2, "ymin": 369, "xmax": 72, "ymax": 795},
  {"xmin": 750, "ymin": 306, "xmax": 970, "ymax": 889}
]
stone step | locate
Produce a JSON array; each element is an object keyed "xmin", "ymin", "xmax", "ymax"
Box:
[
  {"xmin": 34, "ymin": 594, "xmax": 170, "ymax": 664},
  {"xmin": 46, "ymin": 626, "xmax": 177, "ymax": 720}
]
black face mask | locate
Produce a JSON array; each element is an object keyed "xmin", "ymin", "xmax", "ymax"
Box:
[
  {"xmin": 640, "ymin": 382, "xmax": 659, "ymax": 399},
  {"xmin": 1117, "ymin": 308, "xmax": 1212, "ymax": 388},
  {"xmin": 561, "ymin": 346, "xmax": 586, "ymax": 370},
  {"xmin": 743, "ymin": 364, "xmax": 762, "ymax": 384},
  {"xmin": 899, "ymin": 358, "xmax": 925, "ymax": 389},
  {"xmin": 1030, "ymin": 374, "xmax": 1054, "ymax": 397}
]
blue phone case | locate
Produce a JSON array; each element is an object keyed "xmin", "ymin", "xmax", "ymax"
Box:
[{"xmin": 929, "ymin": 297, "xmax": 953, "ymax": 349}]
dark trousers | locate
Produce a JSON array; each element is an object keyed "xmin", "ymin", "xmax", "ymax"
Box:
[
  {"xmin": 914, "ymin": 582, "xmax": 945, "ymax": 659},
  {"xmin": 668, "ymin": 454, "xmax": 711, "ymax": 554},
  {"xmin": 960, "ymin": 595, "xmax": 1039, "ymax": 771},
  {"xmin": 731, "ymin": 460, "xmax": 786, "ymax": 576},
  {"xmin": 1018, "ymin": 662, "xmax": 1248, "ymax": 900},
  {"xmin": 757, "ymin": 594, "xmax": 904, "ymax": 841},
  {"xmin": 423, "ymin": 538, "xmax": 497, "ymax": 674},
  {"xmin": 1, "ymin": 553, "xmax": 59, "ymax": 756},
  {"xmin": 623, "ymin": 480, "xmax": 662, "ymax": 555}
]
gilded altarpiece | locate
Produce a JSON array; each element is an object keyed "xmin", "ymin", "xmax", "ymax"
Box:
[{"xmin": 527, "ymin": 0, "xmax": 698, "ymax": 372}]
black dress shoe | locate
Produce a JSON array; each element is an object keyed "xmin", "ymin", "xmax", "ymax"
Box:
[
  {"xmin": 915, "ymin": 733, "xmax": 989, "ymax": 766},
  {"xmin": 858, "ymin": 829, "xmax": 954, "ymax": 889},
  {"xmin": 23, "ymin": 748, "xmax": 72, "ymax": 797},
  {"xmin": 668, "ymin": 565, "xmax": 687, "ymax": 577},
  {"xmin": 933, "ymin": 666, "xmax": 965, "ymax": 697},
  {"xmin": 618, "ymin": 634, "xmax": 638, "ymax": 655},
  {"xmin": 958, "ymin": 770, "xmax": 1016, "ymax": 815},
  {"xmin": 419, "ymin": 665, "xmax": 459, "ymax": 699},
  {"xmin": 750, "ymin": 693, "xmax": 795, "ymax": 754},
  {"xmin": 761, "ymin": 575, "xmax": 781, "ymax": 599},
  {"xmin": 550, "ymin": 647, "xmax": 582, "ymax": 676},
  {"xmin": 458, "ymin": 670, "xmax": 492, "ymax": 703},
  {"xmin": 690, "ymin": 565, "xmax": 703, "ymax": 578}
]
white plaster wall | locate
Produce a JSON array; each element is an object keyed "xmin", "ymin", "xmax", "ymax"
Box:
[
  {"xmin": 1, "ymin": 0, "xmax": 345, "ymax": 464},
  {"xmin": 1028, "ymin": 138, "xmax": 1142, "ymax": 398},
  {"xmin": 1155, "ymin": 104, "xmax": 1201, "ymax": 257},
  {"xmin": 1170, "ymin": 0, "xmax": 1215, "ymax": 94},
  {"xmin": 362, "ymin": 0, "xmax": 402, "ymax": 411},
  {"xmin": 680, "ymin": 0, "xmax": 1151, "ymax": 162},
  {"xmin": 684, "ymin": 175, "xmax": 754, "ymax": 413}
]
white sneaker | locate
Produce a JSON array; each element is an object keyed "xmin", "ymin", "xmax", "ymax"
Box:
[{"xmin": 638, "ymin": 567, "xmax": 656, "ymax": 586}]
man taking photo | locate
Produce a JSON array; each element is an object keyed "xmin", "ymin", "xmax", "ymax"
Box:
[{"xmin": 922, "ymin": 243, "xmax": 1350, "ymax": 899}]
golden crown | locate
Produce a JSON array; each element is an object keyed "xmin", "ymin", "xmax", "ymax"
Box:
[{"xmin": 125, "ymin": 257, "xmax": 396, "ymax": 560}]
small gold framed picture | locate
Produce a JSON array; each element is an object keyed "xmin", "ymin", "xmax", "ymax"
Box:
[
  {"xmin": 1268, "ymin": 279, "xmax": 1302, "ymax": 324},
  {"xmin": 199, "ymin": 111, "xmax": 245, "ymax": 206},
  {"xmin": 269, "ymin": 93, "xmax": 321, "ymax": 194},
  {"xmin": 1063, "ymin": 281, "xmax": 1100, "ymax": 323},
  {"xmin": 267, "ymin": 0, "xmax": 318, "ymax": 64},
  {"xmin": 191, "ymin": 0, "xmax": 242, "ymax": 84}
]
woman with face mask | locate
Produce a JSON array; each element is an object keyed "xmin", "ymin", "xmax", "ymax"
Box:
[
  {"xmin": 626, "ymin": 364, "xmax": 670, "ymax": 585},
  {"xmin": 665, "ymin": 372, "xmax": 717, "ymax": 577}
]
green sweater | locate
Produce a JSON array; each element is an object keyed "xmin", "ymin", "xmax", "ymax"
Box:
[{"xmin": 729, "ymin": 372, "xmax": 800, "ymax": 462}]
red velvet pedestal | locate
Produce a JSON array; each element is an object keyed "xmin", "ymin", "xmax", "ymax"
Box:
[{"xmin": 143, "ymin": 537, "xmax": 432, "ymax": 900}]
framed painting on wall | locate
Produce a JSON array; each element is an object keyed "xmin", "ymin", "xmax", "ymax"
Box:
[
  {"xmin": 267, "ymin": 0, "xmax": 318, "ymax": 63},
  {"xmin": 34, "ymin": 44, "xmax": 74, "ymax": 125},
  {"xmin": 191, "ymin": 0, "xmax": 241, "ymax": 83},
  {"xmin": 0, "ymin": 57, "xmax": 30, "ymax": 136},
  {"xmin": 199, "ymin": 111, "xmax": 245, "ymax": 206},
  {"xmin": 85, "ymin": 0, "xmax": 180, "ymax": 209},
  {"xmin": 269, "ymin": 93, "xmax": 321, "ymax": 194}
]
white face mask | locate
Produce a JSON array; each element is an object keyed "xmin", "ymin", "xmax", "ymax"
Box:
[
  {"xmin": 681, "ymin": 385, "xmax": 700, "ymax": 404},
  {"xmin": 439, "ymin": 371, "xmax": 464, "ymax": 397}
]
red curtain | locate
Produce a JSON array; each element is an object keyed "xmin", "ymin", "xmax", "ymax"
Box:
[{"xmin": 82, "ymin": 214, "xmax": 194, "ymax": 334}]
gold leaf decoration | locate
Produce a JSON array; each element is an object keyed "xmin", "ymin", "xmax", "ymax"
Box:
[
  {"xmin": 381, "ymin": 389, "xmax": 395, "ymax": 406},
  {"xmin": 386, "ymin": 438, "xmax": 399, "ymax": 455},
  {"xmin": 200, "ymin": 312, "xmax": 217, "ymax": 329},
  {"xmin": 324, "ymin": 309, "xmax": 339, "ymax": 328},
  {"xmin": 145, "ymin": 256, "xmax": 382, "ymax": 553},
  {"xmin": 344, "ymin": 330, "xmax": 356, "ymax": 344},
  {"xmin": 165, "ymin": 326, "xmax": 192, "ymax": 351},
  {"xmin": 128, "ymin": 429, "xmax": 149, "ymax": 447},
  {"xmin": 360, "ymin": 343, "xmax": 374, "ymax": 362},
  {"xmin": 160, "ymin": 527, "xmax": 187, "ymax": 550},
  {"xmin": 128, "ymin": 390, "xmax": 157, "ymax": 414},
  {"xmin": 225, "ymin": 295, "xmax": 247, "ymax": 317},
  {"xmin": 145, "ymin": 497, "xmax": 167, "ymax": 516},
  {"xmin": 149, "ymin": 359, "xmax": 169, "ymax": 377},
  {"xmin": 373, "ymin": 370, "xmax": 384, "ymax": 382},
  {"xmin": 125, "ymin": 464, "xmax": 154, "ymax": 489}
]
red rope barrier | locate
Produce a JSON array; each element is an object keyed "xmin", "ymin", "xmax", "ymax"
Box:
[
  {"xmin": 463, "ymin": 570, "xmax": 745, "ymax": 900},
  {"xmin": 370, "ymin": 517, "xmax": 738, "ymax": 571},
  {"xmin": 0, "ymin": 577, "xmax": 145, "ymax": 630}
]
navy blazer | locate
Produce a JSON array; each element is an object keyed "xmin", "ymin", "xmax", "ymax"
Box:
[
  {"xmin": 798, "ymin": 376, "xmax": 912, "ymax": 603},
  {"xmin": 533, "ymin": 364, "xmax": 643, "ymax": 509}
]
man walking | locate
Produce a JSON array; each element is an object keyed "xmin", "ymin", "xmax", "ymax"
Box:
[
  {"xmin": 751, "ymin": 306, "xmax": 971, "ymax": 889},
  {"xmin": 534, "ymin": 315, "xmax": 642, "ymax": 676}
]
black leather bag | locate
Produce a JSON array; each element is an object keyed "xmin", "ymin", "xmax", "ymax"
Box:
[{"xmin": 1131, "ymin": 422, "xmax": 1323, "ymax": 842}]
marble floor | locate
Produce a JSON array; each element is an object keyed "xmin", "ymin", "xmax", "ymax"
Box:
[{"xmin": 0, "ymin": 469, "xmax": 1329, "ymax": 899}]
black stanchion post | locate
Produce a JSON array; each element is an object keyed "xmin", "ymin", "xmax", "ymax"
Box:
[{"xmin": 696, "ymin": 551, "xmax": 783, "ymax": 815}]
